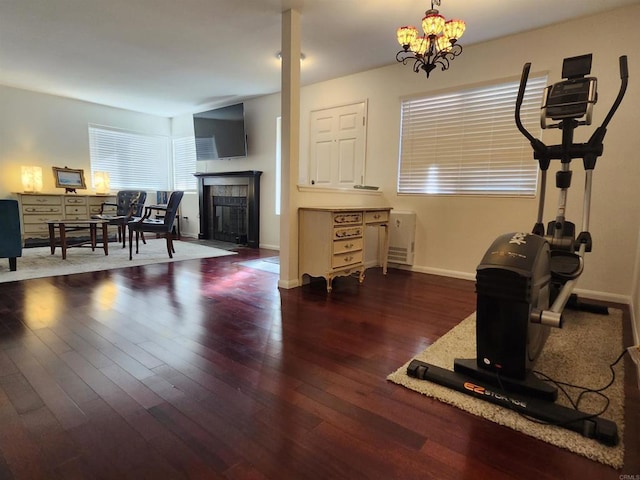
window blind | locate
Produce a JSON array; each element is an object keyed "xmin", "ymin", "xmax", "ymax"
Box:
[
  {"xmin": 398, "ymin": 75, "xmax": 547, "ymax": 196},
  {"xmin": 172, "ymin": 136, "xmax": 197, "ymax": 190},
  {"xmin": 88, "ymin": 125, "xmax": 170, "ymax": 191}
]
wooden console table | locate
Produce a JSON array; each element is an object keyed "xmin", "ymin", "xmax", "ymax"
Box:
[
  {"xmin": 47, "ymin": 219, "xmax": 109, "ymax": 260},
  {"xmin": 298, "ymin": 206, "xmax": 391, "ymax": 292}
]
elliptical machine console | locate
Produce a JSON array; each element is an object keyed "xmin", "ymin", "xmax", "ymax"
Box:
[{"xmin": 407, "ymin": 54, "xmax": 628, "ymax": 446}]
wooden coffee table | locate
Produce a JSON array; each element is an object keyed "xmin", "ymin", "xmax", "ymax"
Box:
[{"xmin": 46, "ymin": 219, "xmax": 109, "ymax": 260}]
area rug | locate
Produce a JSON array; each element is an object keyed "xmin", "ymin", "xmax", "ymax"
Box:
[
  {"xmin": 0, "ymin": 239, "xmax": 236, "ymax": 283},
  {"xmin": 387, "ymin": 308, "xmax": 625, "ymax": 468}
]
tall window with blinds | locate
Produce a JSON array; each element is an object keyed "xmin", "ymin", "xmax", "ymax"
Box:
[
  {"xmin": 172, "ymin": 137, "xmax": 197, "ymax": 191},
  {"xmin": 397, "ymin": 75, "xmax": 547, "ymax": 196},
  {"xmin": 88, "ymin": 125, "xmax": 170, "ymax": 191}
]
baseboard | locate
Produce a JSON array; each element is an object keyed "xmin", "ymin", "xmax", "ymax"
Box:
[
  {"xmin": 392, "ymin": 263, "xmax": 475, "ymax": 282},
  {"xmin": 570, "ymin": 287, "xmax": 631, "ymax": 306},
  {"xmin": 278, "ymin": 278, "xmax": 299, "ymax": 289}
]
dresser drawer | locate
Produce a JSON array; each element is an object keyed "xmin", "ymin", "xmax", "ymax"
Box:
[
  {"xmin": 331, "ymin": 250, "xmax": 363, "ymax": 269},
  {"xmin": 333, "ymin": 212, "xmax": 362, "ymax": 226},
  {"xmin": 65, "ymin": 196, "xmax": 87, "ymax": 206},
  {"xmin": 21, "ymin": 195, "xmax": 62, "ymax": 206},
  {"xmin": 333, "ymin": 226, "xmax": 363, "ymax": 240},
  {"xmin": 333, "ymin": 237, "xmax": 363, "ymax": 254},
  {"xmin": 365, "ymin": 210, "xmax": 389, "ymax": 224},
  {"xmin": 65, "ymin": 205, "xmax": 88, "ymax": 217},
  {"xmin": 23, "ymin": 223, "xmax": 52, "ymax": 235},
  {"xmin": 23, "ymin": 212, "xmax": 62, "ymax": 224},
  {"xmin": 22, "ymin": 205, "xmax": 63, "ymax": 215}
]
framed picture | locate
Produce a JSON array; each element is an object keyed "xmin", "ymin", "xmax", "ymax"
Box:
[{"xmin": 52, "ymin": 166, "xmax": 87, "ymax": 193}]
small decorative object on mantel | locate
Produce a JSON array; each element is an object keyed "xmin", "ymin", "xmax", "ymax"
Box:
[
  {"xmin": 396, "ymin": 0, "xmax": 465, "ymax": 78},
  {"xmin": 353, "ymin": 185, "xmax": 379, "ymax": 191},
  {"xmin": 52, "ymin": 166, "xmax": 86, "ymax": 194}
]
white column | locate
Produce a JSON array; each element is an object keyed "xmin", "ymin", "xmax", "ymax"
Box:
[{"xmin": 279, "ymin": 8, "xmax": 301, "ymax": 289}]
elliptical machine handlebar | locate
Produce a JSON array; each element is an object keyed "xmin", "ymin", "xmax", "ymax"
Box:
[
  {"xmin": 600, "ymin": 55, "xmax": 628, "ymax": 130},
  {"xmin": 515, "ymin": 62, "xmax": 536, "ymax": 144},
  {"xmin": 514, "ymin": 55, "xmax": 628, "ymax": 169}
]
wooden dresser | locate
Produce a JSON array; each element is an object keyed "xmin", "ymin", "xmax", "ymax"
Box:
[
  {"xmin": 298, "ymin": 207, "xmax": 391, "ymax": 292},
  {"xmin": 16, "ymin": 193, "xmax": 116, "ymax": 246}
]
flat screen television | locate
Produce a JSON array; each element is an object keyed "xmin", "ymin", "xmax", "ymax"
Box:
[{"xmin": 193, "ymin": 103, "xmax": 247, "ymax": 160}]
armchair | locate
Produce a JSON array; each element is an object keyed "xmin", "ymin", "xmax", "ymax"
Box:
[
  {"xmin": 92, "ymin": 190, "xmax": 147, "ymax": 247},
  {"xmin": 128, "ymin": 191, "xmax": 184, "ymax": 260},
  {"xmin": 0, "ymin": 200, "xmax": 22, "ymax": 271}
]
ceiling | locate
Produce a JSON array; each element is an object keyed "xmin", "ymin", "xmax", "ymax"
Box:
[{"xmin": 1, "ymin": 0, "xmax": 638, "ymax": 117}]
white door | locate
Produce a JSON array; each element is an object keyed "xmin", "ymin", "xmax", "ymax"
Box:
[{"xmin": 309, "ymin": 101, "xmax": 366, "ymax": 188}]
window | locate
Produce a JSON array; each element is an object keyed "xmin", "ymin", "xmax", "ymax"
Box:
[
  {"xmin": 172, "ymin": 136, "xmax": 197, "ymax": 191},
  {"xmin": 398, "ymin": 75, "xmax": 547, "ymax": 196},
  {"xmin": 88, "ymin": 125, "xmax": 170, "ymax": 191}
]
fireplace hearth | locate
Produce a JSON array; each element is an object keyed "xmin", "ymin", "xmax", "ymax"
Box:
[{"xmin": 195, "ymin": 171, "xmax": 262, "ymax": 248}]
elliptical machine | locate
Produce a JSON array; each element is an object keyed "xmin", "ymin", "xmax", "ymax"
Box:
[{"xmin": 407, "ymin": 54, "xmax": 628, "ymax": 446}]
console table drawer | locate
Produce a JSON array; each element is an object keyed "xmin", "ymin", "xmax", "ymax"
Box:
[
  {"xmin": 334, "ymin": 226, "xmax": 363, "ymax": 240},
  {"xmin": 333, "ymin": 237, "xmax": 363, "ymax": 254},
  {"xmin": 331, "ymin": 250, "xmax": 363, "ymax": 269},
  {"xmin": 365, "ymin": 210, "xmax": 390, "ymax": 224},
  {"xmin": 333, "ymin": 212, "xmax": 362, "ymax": 225}
]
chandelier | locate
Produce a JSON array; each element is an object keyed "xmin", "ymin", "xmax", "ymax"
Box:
[{"xmin": 396, "ymin": 0, "xmax": 465, "ymax": 78}]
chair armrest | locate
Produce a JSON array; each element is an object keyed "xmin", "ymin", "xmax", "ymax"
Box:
[
  {"xmin": 100, "ymin": 201, "xmax": 118, "ymax": 214},
  {"xmin": 146, "ymin": 204, "xmax": 169, "ymax": 213}
]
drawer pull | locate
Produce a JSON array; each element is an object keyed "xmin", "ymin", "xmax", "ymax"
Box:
[
  {"xmin": 344, "ymin": 256, "xmax": 353, "ymax": 263},
  {"xmin": 344, "ymin": 243, "xmax": 353, "ymax": 249},
  {"xmin": 373, "ymin": 214, "xmax": 381, "ymax": 219}
]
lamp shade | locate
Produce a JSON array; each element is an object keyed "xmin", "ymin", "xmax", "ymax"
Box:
[
  {"xmin": 410, "ymin": 36, "xmax": 430, "ymax": 56},
  {"xmin": 21, "ymin": 166, "xmax": 43, "ymax": 193},
  {"xmin": 397, "ymin": 26, "xmax": 418, "ymax": 46},
  {"xmin": 422, "ymin": 13, "xmax": 445, "ymax": 36},
  {"xmin": 444, "ymin": 19, "xmax": 466, "ymax": 41},
  {"xmin": 94, "ymin": 171, "xmax": 111, "ymax": 194}
]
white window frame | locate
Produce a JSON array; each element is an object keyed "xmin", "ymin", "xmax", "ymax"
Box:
[
  {"xmin": 397, "ymin": 75, "xmax": 548, "ymax": 196},
  {"xmin": 88, "ymin": 124, "xmax": 170, "ymax": 191}
]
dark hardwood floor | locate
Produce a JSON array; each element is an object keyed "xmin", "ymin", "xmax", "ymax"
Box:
[{"xmin": 0, "ymin": 243, "xmax": 637, "ymax": 479}]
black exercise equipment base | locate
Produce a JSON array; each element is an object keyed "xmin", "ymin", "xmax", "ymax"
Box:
[
  {"xmin": 407, "ymin": 359, "xmax": 618, "ymax": 447},
  {"xmin": 453, "ymin": 358, "xmax": 558, "ymax": 402}
]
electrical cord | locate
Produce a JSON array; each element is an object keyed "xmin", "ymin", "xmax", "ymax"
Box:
[{"xmin": 494, "ymin": 348, "xmax": 628, "ymax": 427}]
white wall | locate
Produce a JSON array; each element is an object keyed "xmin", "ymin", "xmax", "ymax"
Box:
[{"xmin": 0, "ymin": 86, "xmax": 171, "ymax": 197}]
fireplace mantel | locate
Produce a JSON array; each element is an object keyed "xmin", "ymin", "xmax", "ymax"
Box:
[{"xmin": 195, "ymin": 171, "xmax": 262, "ymax": 248}]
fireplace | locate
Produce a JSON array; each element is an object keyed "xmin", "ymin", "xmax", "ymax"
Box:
[{"xmin": 195, "ymin": 171, "xmax": 262, "ymax": 248}]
